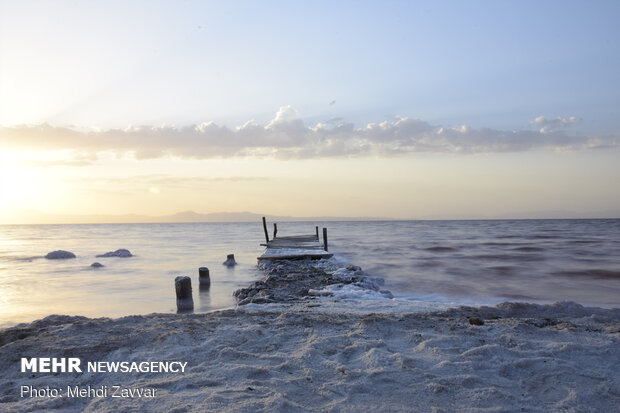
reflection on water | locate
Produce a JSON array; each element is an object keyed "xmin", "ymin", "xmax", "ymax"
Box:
[
  {"xmin": 0, "ymin": 223, "xmax": 265, "ymax": 325},
  {"xmin": 330, "ymin": 219, "xmax": 620, "ymax": 308},
  {"xmin": 0, "ymin": 219, "xmax": 619, "ymax": 325},
  {"xmin": 198, "ymin": 283, "xmax": 212, "ymax": 311}
]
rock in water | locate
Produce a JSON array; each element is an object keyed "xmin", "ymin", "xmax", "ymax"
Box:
[
  {"xmin": 222, "ymin": 254, "xmax": 237, "ymax": 267},
  {"xmin": 90, "ymin": 262, "xmax": 104, "ymax": 268},
  {"xmin": 45, "ymin": 250, "xmax": 76, "ymax": 259},
  {"xmin": 96, "ymin": 249, "xmax": 133, "ymax": 258}
]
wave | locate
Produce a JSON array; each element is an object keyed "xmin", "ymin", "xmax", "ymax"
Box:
[
  {"xmin": 481, "ymin": 242, "xmax": 522, "ymax": 246},
  {"xmin": 512, "ymin": 246, "xmax": 546, "ymax": 252},
  {"xmin": 424, "ymin": 246, "xmax": 458, "ymax": 252},
  {"xmin": 2, "ymin": 255, "xmax": 41, "ymax": 262},
  {"xmin": 469, "ymin": 254, "xmax": 545, "ymax": 262},
  {"xmin": 498, "ymin": 293, "xmax": 537, "ymax": 300},
  {"xmin": 553, "ymin": 269, "xmax": 620, "ymax": 279},
  {"xmin": 487, "ymin": 266, "xmax": 519, "ymax": 276}
]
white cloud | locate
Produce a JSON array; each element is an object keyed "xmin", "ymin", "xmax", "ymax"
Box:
[
  {"xmin": 0, "ymin": 108, "xmax": 616, "ymax": 160},
  {"xmin": 266, "ymin": 105, "xmax": 299, "ymax": 128},
  {"xmin": 92, "ymin": 175, "xmax": 270, "ymax": 187},
  {"xmin": 532, "ymin": 116, "xmax": 580, "ymax": 134}
]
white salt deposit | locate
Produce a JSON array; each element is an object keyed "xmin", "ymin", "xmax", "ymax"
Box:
[
  {"xmin": 96, "ymin": 249, "xmax": 132, "ymax": 258},
  {"xmin": 1, "ymin": 301, "xmax": 618, "ymax": 412},
  {"xmin": 309, "ymin": 283, "xmax": 394, "ymax": 300},
  {"xmin": 260, "ymin": 247, "xmax": 331, "ymax": 257}
]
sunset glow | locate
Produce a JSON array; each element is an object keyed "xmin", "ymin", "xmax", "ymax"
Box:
[{"xmin": 1, "ymin": 1, "xmax": 619, "ymax": 223}]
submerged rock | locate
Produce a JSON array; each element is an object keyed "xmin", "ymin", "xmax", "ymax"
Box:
[
  {"xmin": 45, "ymin": 250, "xmax": 76, "ymax": 259},
  {"xmin": 90, "ymin": 262, "xmax": 104, "ymax": 268},
  {"xmin": 96, "ymin": 249, "xmax": 132, "ymax": 258}
]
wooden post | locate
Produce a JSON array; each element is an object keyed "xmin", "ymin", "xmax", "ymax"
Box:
[
  {"xmin": 175, "ymin": 276, "xmax": 194, "ymax": 312},
  {"xmin": 223, "ymin": 254, "xmax": 237, "ymax": 267},
  {"xmin": 322, "ymin": 227, "xmax": 328, "ymax": 251},
  {"xmin": 273, "ymin": 223, "xmax": 278, "ymax": 239},
  {"xmin": 315, "ymin": 226, "xmax": 319, "ymax": 240},
  {"xmin": 198, "ymin": 267, "xmax": 210, "ymax": 286},
  {"xmin": 262, "ymin": 217, "xmax": 269, "ymax": 243}
]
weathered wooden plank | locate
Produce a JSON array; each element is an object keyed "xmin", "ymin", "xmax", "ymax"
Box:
[
  {"xmin": 266, "ymin": 238, "xmax": 321, "ymax": 245},
  {"xmin": 258, "ymin": 252, "xmax": 333, "ymax": 261},
  {"xmin": 258, "ymin": 222, "xmax": 332, "ymax": 261},
  {"xmin": 270, "ymin": 235, "xmax": 317, "ymax": 241},
  {"xmin": 265, "ymin": 237, "xmax": 323, "ymax": 248},
  {"xmin": 265, "ymin": 244, "xmax": 325, "ymax": 251}
]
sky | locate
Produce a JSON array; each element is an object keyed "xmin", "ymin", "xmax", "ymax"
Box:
[{"xmin": 0, "ymin": 0, "xmax": 619, "ymax": 223}]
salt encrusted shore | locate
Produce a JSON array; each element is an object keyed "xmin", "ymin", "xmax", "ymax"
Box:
[
  {"xmin": 234, "ymin": 259, "xmax": 394, "ymax": 305},
  {"xmin": 1, "ymin": 260, "xmax": 619, "ymax": 412}
]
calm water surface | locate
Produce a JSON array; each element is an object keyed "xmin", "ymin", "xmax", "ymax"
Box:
[{"xmin": 1, "ymin": 219, "xmax": 619, "ymax": 325}]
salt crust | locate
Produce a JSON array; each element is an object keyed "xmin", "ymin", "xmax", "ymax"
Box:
[
  {"xmin": 0, "ymin": 300, "xmax": 618, "ymax": 412},
  {"xmin": 2, "ymin": 259, "xmax": 619, "ymax": 411}
]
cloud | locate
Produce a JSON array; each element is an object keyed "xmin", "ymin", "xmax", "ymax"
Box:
[
  {"xmin": 22, "ymin": 159, "xmax": 94, "ymax": 168},
  {"xmin": 0, "ymin": 108, "xmax": 616, "ymax": 160},
  {"xmin": 87, "ymin": 175, "xmax": 270, "ymax": 187},
  {"xmin": 531, "ymin": 116, "xmax": 580, "ymax": 133},
  {"xmin": 70, "ymin": 175, "xmax": 271, "ymax": 196}
]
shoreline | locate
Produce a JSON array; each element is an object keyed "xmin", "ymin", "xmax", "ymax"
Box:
[
  {"xmin": 1, "ymin": 258, "xmax": 619, "ymax": 411},
  {"xmin": 1, "ymin": 301, "xmax": 619, "ymax": 411}
]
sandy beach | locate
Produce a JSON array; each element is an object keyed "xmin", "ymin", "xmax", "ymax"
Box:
[{"xmin": 1, "ymin": 294, "xmax": 619, "ymax": 412}]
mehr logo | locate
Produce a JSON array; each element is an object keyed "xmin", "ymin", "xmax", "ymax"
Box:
[{"xmin": 21, "ymin": 358, "xmax": 82, "ymax": 373}]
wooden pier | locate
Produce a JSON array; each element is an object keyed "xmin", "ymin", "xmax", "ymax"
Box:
[{"xmin": 258, "ymin": 217, "xmax": 334, "ymax": 261}]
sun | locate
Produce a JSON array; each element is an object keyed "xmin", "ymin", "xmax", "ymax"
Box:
[{"xmin": 0, "ymin": 151, "xmax": 37, "ymax": 216}]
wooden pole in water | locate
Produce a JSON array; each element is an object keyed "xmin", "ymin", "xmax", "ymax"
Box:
[
  {"xmin": 175, "ymin": 276, "xmax": 194, "ymax": 312},
  {"xmin": 223, "ymin": 254, "xmax": 237, "ymax": 267},
  {"xmin": 316, "ymin": 226, "xmax": 319, "ymax": 240},
  {"xmin": 198, "ymin": 267, "xmax": 210, "ymax": 286},
  {"xmin": 262, "ymin": 217, "xmax": 269, "ymax": 243},
  {"xmin": 273, "ymin": 223, "xmax": 278, "ymax": 239},
  {"xmin": 322, "ymin": 227, "xmax": 328, "ymax": 251}
]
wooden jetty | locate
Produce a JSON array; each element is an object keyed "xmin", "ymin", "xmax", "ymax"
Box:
[{"xmin": 257, "ymin": 217, "xmax": 333, "ymax": 261}]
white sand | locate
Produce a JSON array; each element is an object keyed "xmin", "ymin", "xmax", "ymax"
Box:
[{"xmin": 1, "ymin": 300, "xmax": 619, "ymax": 412}]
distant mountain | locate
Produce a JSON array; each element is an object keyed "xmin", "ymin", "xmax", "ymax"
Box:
[
  {"xmin": 419, "ymin": 209, "xmax": 620, "ymax": 220},
  {"xmin": 149, "ymin": 211, "xmax": 390, "ymax": 223},
  {"xmin": 490, "ymin": 209, "xmax": 620, "ymax": 220},
  {"xmin": 1, "ymin": 208, "xmax": 616, "ymax": 225},
  {"xmin": 158, "ymin": 211, "xmax": 266, "ymax": 222},
  {"xmin": 0, "ymin": 209, "xmax": 390, "ymax": 225}
]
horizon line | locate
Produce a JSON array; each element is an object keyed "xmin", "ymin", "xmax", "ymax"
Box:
[{"xmin": 1, "ymin": 209, "xmax": 618, "ymax": 225}]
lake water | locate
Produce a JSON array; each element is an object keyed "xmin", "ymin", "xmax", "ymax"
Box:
[{"xmin": 1, "ymin": 219, "xmax": 619, "ymax": 326}]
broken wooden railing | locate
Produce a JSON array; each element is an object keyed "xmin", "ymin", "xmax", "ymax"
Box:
[{"xmin": 259, "ymin": 217, "xmax": 332, "ymax": 261}]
